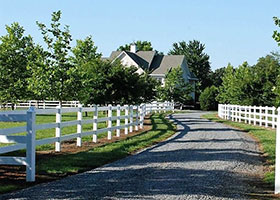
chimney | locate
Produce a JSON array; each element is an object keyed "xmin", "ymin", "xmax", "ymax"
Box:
[{"xmin": 130, "ymin": 43, "xmax": 137, "ymax": 53}]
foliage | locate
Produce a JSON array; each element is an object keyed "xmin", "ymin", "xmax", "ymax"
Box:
[
  {"xmin": 28, "ymin": 11, "xmax": 79, "ymax": 103},
  {"xmin": 168, "ymin": 40, "xmax": 211, "ymax": 98},
  {"xmin": 117, "ymin": 40, "xmax": 153, "ymax": 51},
  {"xmin": 199, "ymin": 86, "xmax": 218, "ymax": 111},
  {"xmin": 209, "ymin": 67, "xmax": 226, "ymax": 87},
  {"xmin": 253, "ymin": 55, "xmax": 279, "ymax": 106},
  {"xmin": 0, "ymin": 23, "xmax": 35, "ymax": 108},
  {"xmin": 71, "ymin": 36, "xmax": 102, "ymax": 104},
  {"xmin": 217, "ymin": 54, "xmax": 280, "ymax": 106},
  {"xmin": 273, "ymin": 16, "xmax": 280, "ymax": 46},
  {"xmin": 216, "ymin": 62, "xmax": 254, "ymax": 105},
  {"xmin": 158, "ymin": 66, "xmax": 193, "ymax": 105},
  {"xmin": 80, "ymin": 60, "xmax": 159, "ymax": 105}
]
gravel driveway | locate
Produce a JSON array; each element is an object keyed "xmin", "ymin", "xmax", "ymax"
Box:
[{"xmin": 0, "ymin": 111, "xmax": 264, "ymax": 200}]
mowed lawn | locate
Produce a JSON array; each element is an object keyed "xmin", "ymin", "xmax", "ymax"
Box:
[
  {"xmin": 0, "ymin": 112, "xmax": 176, "ymax": 194},
  {"xmin": 0, "ymin": 110, "xmax": 125, "ymax": 151},
  {"xmin": 202, "ymin": 112, "xmax": 276, "ymax": 187}
]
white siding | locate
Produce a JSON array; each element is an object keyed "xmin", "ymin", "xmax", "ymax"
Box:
[{"xmin": 119, "ymin": 53, "xmax": 145, "ymax": 74}]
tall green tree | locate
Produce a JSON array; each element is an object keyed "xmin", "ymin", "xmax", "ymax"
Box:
[
  {"xmin": 168, "ymin": 40, "xmax": 211, "ymax": 98},
  {"xmin": 0, "ymin": 22, "xmax": 35, "ymax": 109},
  {"xmin": 117, "ymin": 40, "xmax": 153, "ymax": 51},
  {"xmin": 158, "ymin": 66, "xmax": 193, "ymax": 105},
  {"xmin": 252, "ymin": 55, "xmax": 279, "ymax": 106},
  {"xmin": 216, "ymin": 62, "xmax": 255, "ymax": 105},
  {"xmin": 28, "ymin": 10, "xmax": 79, "ymax": 104},
  {"xmin": 81, "ymin": 60, "xmax": 158, "ymax": 105},
  {"xmin": 209, "ymin": 67, "xmax": 226, "ymax": 87},
  {"xmin": 273, "ymin": 16, "xmax": 280, "ymax": 46},
  {"xmin": 272, "ymin": 17, "xmax": 280, "ymax": 106},
  {"xmin": 71, "ymin": 36, "xmax": 102, "ymax": 104}
]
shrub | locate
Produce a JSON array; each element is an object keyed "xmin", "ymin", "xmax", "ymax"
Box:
[{"xmin": 199, "ymin": 86, "xmax": 218, "ymax": 111}]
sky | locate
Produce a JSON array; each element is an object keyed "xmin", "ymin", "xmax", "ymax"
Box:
[{"xmin": 0, "ymin": 0, "xmax": 279, "ymax": 70}]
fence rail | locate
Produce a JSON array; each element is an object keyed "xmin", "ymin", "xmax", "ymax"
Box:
[
  {"xmin": 218, "ymin": 104, "xmax": 278, "ymax": 128},
  {"xmin": 0, "ymin": 101, "xmax": 174, "ymax": 182},
  {"xmin": 218, "ymin": 104, "xmax": 280, "ymax": 194},
  {"xmin": 0, "ymin": 100, "xmax": 80, "ymax": 109}
]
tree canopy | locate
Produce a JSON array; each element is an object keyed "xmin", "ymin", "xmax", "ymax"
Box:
[
  {"xmin": 0, "ymin": 22, "xmax": 35, "ymax": 108},
  {"xmin": 216, "ymin": 54, "xmax": 280, "ymax": 106},
  {"xmin": 117, "ymin": 40, "xmax": 153, "ymax": 51},
  {"xmin": 28, "ymin": 11, "xmax": 81, "ymax": 103},
  {"xmin": 157, "ymin": 66, "xmax": 193, "ymax": 105},
  {"xmin": 168, "ymin": 40, "xmax": 211, "ymax": 99}
]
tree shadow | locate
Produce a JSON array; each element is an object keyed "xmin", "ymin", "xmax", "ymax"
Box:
[{"xmin": 0, "ymin": 112, "xmax": 272, "ymax": 199}]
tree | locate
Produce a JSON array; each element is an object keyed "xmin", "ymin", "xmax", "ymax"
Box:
[
  {"xmin": 158, "ymin": 66, "xmax": 193, "ymax": 105},
  {"xmin": 28, "ymin": 11, "xmax": 79, "ymax": 104},
  {"xmin": 252, "ymin": 55, "xmax": 279, "ymax": 106},
  {"xmin": 117, "ymin": 40, "xmax": 153, "ymax": 51},
  {"xmin": 217, "ymin": 62, "xmax": 262, "ymax": 105},
  {"xmin": 168, "ymin": 40, "xmax": 211, "ymax": 98},
  {"xmin": 0, "ymin": 22, "xmax": 35, "ymax": 109},
  {"xmin": 209, "ymin": 67, "xmax": 226, "ymax": 87},
  {"xmin": 71, "ymin": 36, "xmax": 102, "ymax": 105},
  {"xmin": 199, "ymin": 86, "xmax": 218, "ymax": 111},
  {"xmin": 273, "ymin": 16, "xmax": 280, "ymax": 46},
  {"xmin": 81, "ymin": 60, "xmax": 159, "ymax": 105}
]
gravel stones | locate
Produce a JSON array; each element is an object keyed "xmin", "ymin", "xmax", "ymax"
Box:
[{"xmin": 0, "ymin": 111, "xmax": 264, "ymax": 200}]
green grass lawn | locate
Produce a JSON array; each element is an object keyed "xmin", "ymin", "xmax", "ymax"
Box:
[
  {"xmin": 202, "ymin": 112, "xmax": 276, "ymax": 187},
  {"xmin": 0, "ymin": 112, "xmax": 176, "ymax": 194},
  {"xmin": 0, "ymin": 110, "xmax": 131, "ymax": 151}
]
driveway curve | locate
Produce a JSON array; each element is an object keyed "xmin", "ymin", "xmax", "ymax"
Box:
[{"xmin": 0, "ymin": 111, "xmax": 264, "ymax": 200}]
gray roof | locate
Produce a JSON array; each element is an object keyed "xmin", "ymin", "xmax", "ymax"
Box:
[
  {"xmin": 109, "ymin": 51, "xmax": 122, "ymax": 61},
  {"xmin": 150, "ymin": 55, "xmax": 185, "ymax": 75},
  {"xmin": 136, "ymin": 51, "xmax": 156, "ymax": 69},
  {"xmin": 106, "ymin": 50, "xmax": 197, "ymax": 80}
]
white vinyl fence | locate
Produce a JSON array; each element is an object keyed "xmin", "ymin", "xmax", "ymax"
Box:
[
  {"xmin": 218, "ymin": 104, "xmax": 280, "ymax": 194},
  {"xmin": 0, "ymin": 101, "xmax": 174, "ymax": 182},
  {"xmin": 218, "ymin": 104, "xmax": 278, "ymax": 128},
  {"xmin": 0, "ymin": 100, "xmax": 80, "ymax": 109}
]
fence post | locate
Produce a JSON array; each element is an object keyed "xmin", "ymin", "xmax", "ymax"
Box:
[
  {"xmin": 275, "ymin": 107, "xmax": 280, "ymax": 194},
  {"xmin": 116, "ymin": 105, "xmax": 121, "ymax": 137},
  {"xmin": 77, "ymin": 104, "xmax": 82, "ymax": 147},
  {"xmin": 244, "ymin": 106, "xmax": 247, "ymax": 123},
  {"xmin": 265, "ymin": 106, "xmax": 268, "ymax": 127},
  {"xmin": 55, "ymin": 105, "xmax": 61, "ymax": 152},
  {"xmin": 93, "ymin": 104, "xmax": 98, "ymax": 143},
  {"xmin": 26, "ymin": 107, "xmax": 36, "ymax": 182},
  {"xmin": 273, "ymin": 107, "xmax": 276, "ymax": 129},
  {"xmin": 135, "ymin": 105, "xmax": 139, "ymax": 131},
  {"xmin": 254, "ymin": 106, "xmax": 257, "ymax": 125},
  {"xmin": 129, "ymin": 105, "xmax": 133, "ymax": 133},
  {"xmin": 231, "ymin": 105, "xmax": 234, "ymax": 122},
  {"xmin": 107, "ymin": 104, "xmax": 112, "ymax": 140},
  {"xmin": 248, "ymin": 106, "xmax": 252, "ymax": 124},
  {"xmin": 140, "ymin": 104, "xmax": 144, "ymax": 129},
  {"xmin": 234, "ymin": 105, "xmax": 238, "ymax": 122},
  {"xmin": 125, "ymin": 105, "xmax": 129, "ymax": 135},
  {"xmin": 259, "ymin": 106, "xmax": 263, "ymax": 126}
]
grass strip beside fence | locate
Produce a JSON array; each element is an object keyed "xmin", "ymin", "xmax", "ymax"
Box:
[
  {"xmin": 202, "ymin": 112, "xmax": 276, "ymax": 188},
  {"xmin": 0, "ymin": 112, "xmax": 176, "ymax": 194}
]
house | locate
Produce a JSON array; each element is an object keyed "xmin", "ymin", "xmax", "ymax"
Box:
[{"xmin": 106, "ymin": 44, "xmax": 197, "ymax": 100}]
